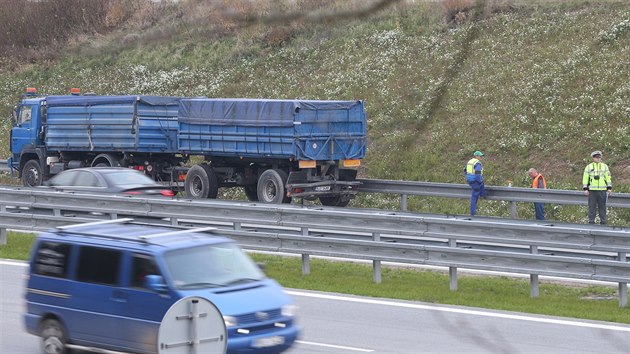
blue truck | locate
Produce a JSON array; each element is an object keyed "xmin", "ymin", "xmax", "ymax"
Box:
[{"xmin": 9, "ymin": 88, "xmax": 367, "ymax": 206}]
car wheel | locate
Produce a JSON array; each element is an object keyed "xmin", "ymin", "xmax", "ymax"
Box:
[
  {"xmin": 257, "ymin": 169, "xmax": 291, "ymax": 204},
  {"xmin": 40, "ymin": 319, "xmax": 68, "ymax": 354},
  {"xmin": 185, "ymin": 164, "xmax": 219, "ymax": 199},
  {"xmin": 22, "ymin": 160, "xmax": 43, "ymax": 187}
]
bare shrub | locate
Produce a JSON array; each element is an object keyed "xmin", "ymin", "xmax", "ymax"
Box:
[
  {"xmin": 266, "ymin": 27, "xmax": 293, "ymax": 47},
  {"xmin": 442, "ymin": 0, "xmax": 474, "ymax": 25},
  {"xmin": 0, "ymin": 0, "xmax": 110, "ymax": 58}
]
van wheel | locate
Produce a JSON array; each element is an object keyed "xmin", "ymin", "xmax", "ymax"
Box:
[
  {"xmin": 22, "ymin": 160, "xmax": 43, "ymax": 187},
  {"xmin": 41, "ymin": 319, "xmax": 68, "ymax": 354},
  {"xmin": 257, "ymin": 169, "xmax": 291, "ymax": 204}
]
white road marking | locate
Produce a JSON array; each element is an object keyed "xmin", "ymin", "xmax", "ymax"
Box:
[
  {"xmin": 296, "ymin": 340, "xmax": 374, "ymax": 352},
  {"xmin": 287, "ymin": 290, "xmax": 630, "ymax": 333},
  {"xmin": 0, "ymin": 259, "xmax": 27, "ymax": 267}
]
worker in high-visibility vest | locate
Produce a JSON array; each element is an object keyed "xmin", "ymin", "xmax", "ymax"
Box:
[
  {"xmin": 582, "ymin": 150, "xmax": 612, "ymax": 225},
  {"xmin": 528, "ymin": 168, "xmax": 547, "ymax": 220},
  {"xmin": 464, "ymin": 150, "xmax": 486, "ymax": 216}
]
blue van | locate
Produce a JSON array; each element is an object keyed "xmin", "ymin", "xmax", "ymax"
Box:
[{"xmin": 24, "ymin": 219, "xmax": 300, "ymax": 354}]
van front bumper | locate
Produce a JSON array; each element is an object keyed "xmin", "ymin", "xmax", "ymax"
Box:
[{"xmin": 227, "ymin": 324, "xmax": 300, "ymax": 354}]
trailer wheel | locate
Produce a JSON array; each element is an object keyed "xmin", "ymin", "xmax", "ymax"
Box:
[
  {"xmin": 244, "ymin": 185, "xmax": 259, "ymax": 202},
  {"xmin": 185, "ymin": 164, "xmax": 219, "ymax": 199},
  {"xmin": 257, "ymin": 169, "xmax": 291, "ymax": 204},
  {"xmin": 22, "ymin": 160, "xmax": 43, "ymax": 187},
  {"xmin": 319, "ymin": 195, "xmax": 350, "ymax": 207},
  {"xmin": 40, "ymin": 319, "xmax": 68, "ymax": 354}
]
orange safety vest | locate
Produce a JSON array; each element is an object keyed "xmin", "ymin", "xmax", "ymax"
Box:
[{"xmin": 532, "ymin": 174, "xmax": 547, "ymax": 189}]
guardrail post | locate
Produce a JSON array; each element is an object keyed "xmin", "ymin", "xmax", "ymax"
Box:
[
  {"xmin": 234, "ymin": 222, "xmax": 241, "ymax": 230},
  {"xmin": 373, "ymin": 232, "xmax": 381, "ymax": 284},
  {"xmin": 530, "ymin": 245, "xmax": 539, "ymax": 298},
  {"xmin": 401, "ymin": 194, "xmax": 408, "ymax": 212},
  {"xmin": 301, "ymin": 227, "xmax": 310, "ymax": 275},
  {"xmin": 53, "ymin": 208, "xmax": 61, "ymax": 217},
  {"xmin": 171, "ymin": 217, "xmax": 178, "ymax": 226},
  {"xmin": 449, "ymin": 238, "xmax": 458, "ymax": 291},
  {"xmin": 508, "ymin": 181, "xmax": 517, "ymax": 218},
  {"xmin": 110, "ymin": 213, "xmax": 118, "ymax": 220},
  {"xmin": 620, "ymin": 252, "xmax": 628, "ymax": 308},
  {"xmin": 0, "ymin": 202, "xmax": 7, "ymax": 245}
]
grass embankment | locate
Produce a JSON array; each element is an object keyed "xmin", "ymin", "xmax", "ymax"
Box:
[
  {"xmin": 2, "ymin": 0, "xmax": 630, "ymax": 222},
  {"xmin": 2, "ymin": 232, "xmax": 628, "ymax": 324}
]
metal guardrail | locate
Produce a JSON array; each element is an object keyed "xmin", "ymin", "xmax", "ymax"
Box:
[
  {"xmin": 0, "ymin": 160, "xmax": 8, "ymax": 173},
  {"xmin": 0, "ymin": 187, "xmax": 628, "ymax": 307},
  {"xmin": 358, "ymin": 178, "xmax": 630, "ymax": 209}
]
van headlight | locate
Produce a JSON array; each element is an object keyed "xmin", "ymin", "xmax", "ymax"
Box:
[
  {"xmin": 281, "ymin": 304, "xmax": 297, "ymax": 317},
  {"xmin": 223, "ymin": 315, "xmax": 237, "ymax": 327}
]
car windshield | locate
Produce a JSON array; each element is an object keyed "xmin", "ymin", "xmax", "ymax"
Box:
[
  {"xmin": 102, "ymin": 170, "xmax": 157, "ymax": 186},
  {"xmin": 164, "ymin": 242, "xmax": 265, "ymax": 289}
]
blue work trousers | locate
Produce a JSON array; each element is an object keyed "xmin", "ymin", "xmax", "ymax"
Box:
[
  {"xmin": 534, "ymin": 202, "xmax": 545, "ymax": 220},
  {"xmin": 468, "ymin": 180, "xmax": 486, "ymax": 216}
]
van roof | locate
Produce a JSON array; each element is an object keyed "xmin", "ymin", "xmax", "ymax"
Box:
[{"xmin": 39, "ymin": 219, "xmax": 231, "ymax": 251}]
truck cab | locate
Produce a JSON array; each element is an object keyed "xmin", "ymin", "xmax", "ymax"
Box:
[{"xmin": 10, "ymin": 90, "xmax": 47, "ymax": 186}]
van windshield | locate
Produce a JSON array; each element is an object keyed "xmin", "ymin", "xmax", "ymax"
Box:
[{"xmin": 164, "ymin": 242, "xmax": 265, "ymax": 289}]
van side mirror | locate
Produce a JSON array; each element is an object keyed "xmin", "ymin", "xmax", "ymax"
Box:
[{"xmin": 145, "ymin": 275, "xmax": 168, "ymax": 293}]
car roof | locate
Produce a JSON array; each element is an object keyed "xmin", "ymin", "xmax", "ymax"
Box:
[
  {"xmin": 61, "ymin": 167, "xmax": 143, "ymax": 174},
  {"xmin": 38, "ymin": 219, "xmax": 231, "ymax": 252}
]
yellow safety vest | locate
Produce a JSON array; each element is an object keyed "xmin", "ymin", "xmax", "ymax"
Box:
[
  {"xmin": 582, "ymin": 162, "xmax": 611, "ymax": 191},
  {"xmin": 465, "ymin": 158, "xmax": 482, "ymax": 175}
]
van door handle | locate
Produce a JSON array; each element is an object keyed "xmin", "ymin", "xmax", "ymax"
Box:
[{"xmin": 111, "ymin": 290, "xmax": 128, "ymax": 303}]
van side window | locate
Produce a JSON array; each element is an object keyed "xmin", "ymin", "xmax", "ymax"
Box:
[
  {"xmin": 76, "ymin": 247, "xmax": 121, "ymax": 285},
  {"xmin": 33, "ymin": 242, "xmax": 71, "ymax": 278},
  {"xmin": 131, "ymin": 254, "xmax": 160, "ymax": 289}
]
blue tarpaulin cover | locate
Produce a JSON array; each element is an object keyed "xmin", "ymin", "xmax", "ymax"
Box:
[
  {"xmin": 46, "ymin": 96, "xmax": 180, "ymax": 107},
  {"xmin": 178, "ymin": 98, "xmax": 362, "ymax": 126}
]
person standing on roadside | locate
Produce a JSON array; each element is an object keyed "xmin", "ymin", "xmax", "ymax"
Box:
[
  {"xmin": 465, "ymin": 150, "xmax": 486, "ymax": 216},
  {"xmin": 528, "ymin": 168, "xmax": 547, "ymax": 220},
  {"xmin": 582, "ymin": 150, "xmax": 612, "ymax": 225}
]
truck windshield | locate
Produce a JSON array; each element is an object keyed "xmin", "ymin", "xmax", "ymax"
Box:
[{"xmin": 164, "ymin": 242, "xmax": 265, "ymax": 289}]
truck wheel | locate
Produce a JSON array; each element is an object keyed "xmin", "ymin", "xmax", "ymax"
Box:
[
  {"xmin": 257, "ymin": 169, "xmax": 291, "ymax": 204},
  {"xmin": 40, "ymin": 319, "xmax": 68, "ymax": 354},
  {"xmin": 244, "ymin": 185, "xmax": 259, "ymax": 202},
  {"xmin": 319, "ymin": 195, "xmax": 350, "ymax": 207},
  {"xmin": 22, "ymin": 160, "xmax": 43, "ymax": 187},
  {"xmin": 91, "ymin": 154, "xmax": 120, "ymax": 167},
  {"xmin": 185, "ymin": 164, "xmax": 219, "ymax": 199}
]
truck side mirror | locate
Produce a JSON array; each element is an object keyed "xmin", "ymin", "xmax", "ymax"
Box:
[{"xmin": 12, "ymin": 106, "xmax": 18, "ymax": 125}]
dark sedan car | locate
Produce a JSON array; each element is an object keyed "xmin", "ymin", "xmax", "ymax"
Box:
[{"xmin": 43, "ymin": 167, "xmax": 175, "ymax": 196}]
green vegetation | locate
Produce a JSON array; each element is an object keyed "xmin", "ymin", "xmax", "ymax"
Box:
[
  {"xmin": 1, "ymin": 0, "xmax": 630, "ymax": 222},
  {"xmin": 253, "ymin": 254, "xmax": 630, "ymax": 324},
  {"xmin": 0, "ymin": 232, "xmax": 35, "ymax": 260},
  {"xmin": 1, "ymin": 232, "xmax": 627, "ymax": 324}
]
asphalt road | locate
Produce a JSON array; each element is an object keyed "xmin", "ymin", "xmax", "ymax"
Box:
[{"xmin": 2, "ymin": 260, "xmax": 629, "ymax": 354}]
